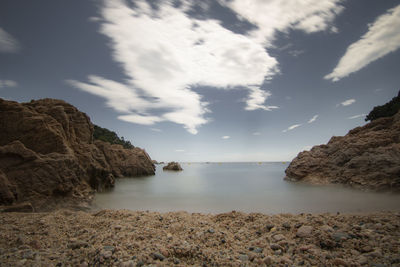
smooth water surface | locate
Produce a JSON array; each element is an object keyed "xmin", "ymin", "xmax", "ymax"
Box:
[{"xmin": 94, "ymin": 162, "xmax": 400, "ymax": 213}]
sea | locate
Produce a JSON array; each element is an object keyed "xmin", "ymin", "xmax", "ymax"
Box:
[{"xmin": 93, "ymin": 162, "xmax": 400, "ymax": 214}]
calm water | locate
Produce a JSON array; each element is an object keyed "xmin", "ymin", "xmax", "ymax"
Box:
[{"xmin": 93, "ymin": 162, "xmax": 400, "ymax": 214}]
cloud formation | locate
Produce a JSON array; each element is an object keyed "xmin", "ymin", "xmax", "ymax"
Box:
[
  {"xmin": 222, "ymin": 136, "xmax": 230, "ymax": 139},
  {"xmin": 325, "ymin": 4, "xmax": 400, "ymax": 81},
  {"xmin": 348, "ymin": 114, "xmax": 366, "ymax": 119},
  {"xmin": 339, "ymin": 99, "xmax": 356, "ymax": 106},
  {"xmin": 0, "ymin": 28, "xmax": 20, "ymax": 53},
  {"xmin": 307, "ymin": 115, "xmax": 319, "ymax": 123},
  {"xmin": 69, "ymin": 0, "xmax": 344, "ymax": 134},
  {"xmin": 282, "ymin": 124, "xmax": 302, "ymax": 133},
  {"xmin": 0, "ymin": 80, "xmax": 18, "ymax": 88}
]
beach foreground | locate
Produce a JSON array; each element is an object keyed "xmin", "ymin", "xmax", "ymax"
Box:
[{"xmin": 1, "ymin": 210, "xmax": 399, "ymax": 266}]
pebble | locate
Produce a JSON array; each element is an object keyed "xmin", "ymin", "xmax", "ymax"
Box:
[
  {"xmin": 296, "ymin": 225, "xmax": 313, "ymax": 237},
  {"xmin": 357, "ymin": 255, "xmax": 368, "ymax": 265},
  {"xmin": 272, "ymin": 234, "xmax": 285, "ymax": 242},
  {"xmin": 264, "ymin": 256, "xmax": 273, "ymax": 265},
  {"xmin": 253, "ymin": 247, "xmax": 263, "ymax": 253},
  {"xmin": 266, "ymin": 224, "xmax": 274, "ymax": 232},
  {"xmin": 67, "ymin": 240, "xmax": 88, "ymax": 250},
  {"xmin": 282, "ymin": 222, "xmax": 291, "ymax": 229},
  {"xmin": 160, "ymin": 248, "xmax": 169, "ymax": 257},
  {"xmin": 321, "ymin": 225, "xmax": 334, "ymax": 232},
  {"xmin": 238, "ymin": 254, "xmax": 248, "ymax": 261},
  {"xmin": 103, "ymin": 245, "xmax": 115, "ymax": 252},
  {"xmin": 152, "ymin": 252, "xmax": 165, "ymax": 261},
  {"xmin": 101, "ymin": 250, "xmax": 112, "ymax": 259},
  {"xmin": 120, "ymin": 260, "xmax": 134, "ymax": 267},
  {"xmin": 332, "ymin": 232, "xmax": 349, "ymax": 242},
  {"xmin": 270, "ymin": 244, "xmax": 281, "ymax": 251},
  {"xmin": 332, "ymin": 258, "xmax": 348, "ymax": 266}
]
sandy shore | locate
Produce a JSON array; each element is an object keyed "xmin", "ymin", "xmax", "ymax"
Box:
[{"xmin": 0, "ymin": 210, "xmax": 399, "ymax": 266}]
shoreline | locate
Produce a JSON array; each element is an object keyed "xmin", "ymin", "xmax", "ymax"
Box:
[{"xmin": 1, "ymin": 209, "xmax": 399, "ymax": 266}]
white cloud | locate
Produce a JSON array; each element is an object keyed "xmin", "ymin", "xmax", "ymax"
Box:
[
  {"xmin": 0, "ymin": 80, "xmax": 18, "ymax": 88},
  {"xmin": 282, "ymin": 124, "xmax": 302, "ymax": 132},
  {"xmin": 245, "ymin": 86, "xmax": 279, "ymax": 111},
  {"xmin": 69, "ymin": 0, "xmax": 344, "ymax": 134},
  {"xmin": 253, "ymin": 132, "xmax": 261, "ymax": 136},
  {"xmin": 307, "ymin": 114, "xmax": 319, "ymax": 123},
  {"xmin": 348, "ymin": 114, "xmax": 366, "ymax": 119},
  {"xmin": 220, "ymin": 0, "xmax": 343, "ymax": 45},
  {"xmin": 325, "ymin": 4, "xmax": 400, "ymax": 81},
  {"xmin": 339, "ymin": 99, "xmax": 356, "ymax": 106},
  {"xmin": 222, "ymin": 136, "xmax": 230, "ymax": 139},
  {"xmin": 118, "ymin": 114, "xmax": 163, "ymax": 125},
  {"xmin": 0, "ymin": 28, "xmax": 20, "ymax": 53},
  {"xmin": 175, "ymin": 149, "xmax": 185, "ymax": 152}
]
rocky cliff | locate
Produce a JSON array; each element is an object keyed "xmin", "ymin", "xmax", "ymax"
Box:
[
  {"xmin": 285, "ymin": 110, "xmax": 400, "ymax": 192},
  {"xmin": 0, "ymin": 98, "xmax": 155, "ymax": 210}
]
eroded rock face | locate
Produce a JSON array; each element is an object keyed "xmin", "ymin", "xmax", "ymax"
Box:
[
  {"xmin": 0, "ymin": 98, "xmax": 155, "ymax": 210},
  {"xmin": 163, "ymin": 162, "xmax": 183, "ymax": 171},
  {"xmin": 285, "ymin": 110, "xmax": 400, "ymax": 191}
]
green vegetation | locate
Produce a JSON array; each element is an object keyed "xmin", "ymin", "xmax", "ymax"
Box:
[
  {"xmin": 93, "ymin": 125, "xmax": 134, "ymax": 149},
  {"xmin": 365, "ymin": 90, "xmax": 400, "ymax": 121}
]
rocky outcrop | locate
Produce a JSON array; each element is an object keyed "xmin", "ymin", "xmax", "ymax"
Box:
[
  {"xmin": 0, "ymin": 98, "xmax": 155, "ymax": 210},
  {"xmin": 163, "ymin": 162, "xmax": 183, "ymax": 171},
  {"xmin": 285, "ymin": 110, "xmax": 400, "ymax": 191}
]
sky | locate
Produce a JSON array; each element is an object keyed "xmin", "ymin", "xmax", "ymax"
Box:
[{"xmin": 1, "ymin": 0, "xmax": 400, "ymax": 162}]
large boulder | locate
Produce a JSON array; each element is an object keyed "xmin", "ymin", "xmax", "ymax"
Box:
[
  {"xmin": 0, "ymin": 98, "xmax": 155, "ymax": 210},
  {"xmin": 285, "ymin": 110, "xmax": 400, "ymax": 191},
  {"xmin": 163, "ymin": 162, "xmax": 183, "ymax": 171}
]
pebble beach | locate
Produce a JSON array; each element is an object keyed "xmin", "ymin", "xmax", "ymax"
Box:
[{"xmin": 1, "ymin": 210, "xmax": 399, "ymax": 266}]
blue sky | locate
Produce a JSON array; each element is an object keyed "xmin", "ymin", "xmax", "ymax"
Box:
[{"xmin": 1, "ymin": 0, "xmax": 400, "ymax": 162}]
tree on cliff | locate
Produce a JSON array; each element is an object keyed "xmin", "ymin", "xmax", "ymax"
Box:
[
  {"xmin": 93, "ymin": 125, "xmax": 134, "ymax": 149},
  {"xmin": 365, "ymin": 90, "xmax": 400, "ymax": 121}
]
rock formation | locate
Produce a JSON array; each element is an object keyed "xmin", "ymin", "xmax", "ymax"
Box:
[
  {"xmin": 163, "ymin": 162, "xmax": 183, "ymax": 171},
  {"xmin": 0, "ymin": 98, "xmax": 155, "ymax": 210},
  {"xmin": 285, "ymin": 110, "xmax": 400, "ymax": 191}
]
